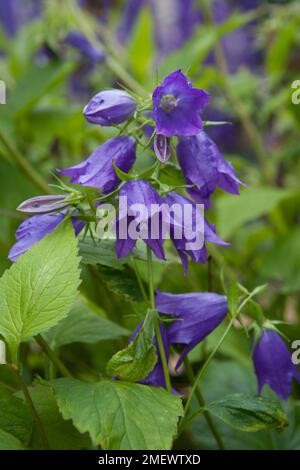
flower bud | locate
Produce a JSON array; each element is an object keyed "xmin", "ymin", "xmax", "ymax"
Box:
[
  {"xmin": 17, "ymin": 195, "xmax": 69, "ymax": 215},
  {"xmin": 83, "ymin": 89, "xmax": 137, "ymax": 126},
  {"xmin": 154, "ymin": 134, "xmax": 171, "ymax": 163}
]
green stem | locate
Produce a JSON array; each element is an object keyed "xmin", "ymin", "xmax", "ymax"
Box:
[
  {"xmin": 35, "ymin": 335, "xmax": 72, "ymax": 378},
  {"xmin": 184, "ymin": 315, "xmax": 235, "ymax": 416},
  {"xmin": 0, "ymin": 130, "xmax": 52, "ymax": 194},
  {"xmin": 131, "ymin": 256, "xmax": 149, "ymax": 304},
  {"xmin": 183, "ymin": 357, "xmax": 225, "ymax": 450},
  {"xmin": 199, "ymin": 0, "xmax": 271, "ymax": 183},
  {"xmin": 147, "ymin": 247, "xmax": 172, "ymax": 393},
  {"xmin": 6, "ymin": 364, "xmax": 49, "ymax": 449}
]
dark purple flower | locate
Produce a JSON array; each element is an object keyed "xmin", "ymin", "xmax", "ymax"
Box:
[
  {"xmin": 164, "ymin": 192, "xmax": 228, "ymax": 274},
  {"xmin": 83, "ymin": 90, "xmax": 137, "ymax": 126},
  {"xmin": 152, "ymin": 70, "xmax": 210, "ymax": 137},
  {"xmin": 8, "ymin": 213, "xmax": 84, "ymax": 262},
  {"xmin": 66, "ymin": 31, "xmax": 104, "ymax": 62},
  {"xmin": 116, "ymin": 180, "xmax": 165, "ymax": 260},
  {"xmin": 153, "ymin": 134, "xmax": 171, "ymax": 163},
  {"xmin": 177, "ymin": 131, "xmax": 246, "ymax": 208},
  {"xmin": 253, "ymin": 329, "xmax": 300, "ymax": 401},
  {"xmin": 156, "ymin": 290, "xmax": 228, "ymax": 368},
  {"xmin": 59, "ymin": 136, "xmax": 136, "ymax": 193},
  {"xmin": 17, "ymin": 195, "xmax": 69, "ymax": 215}
]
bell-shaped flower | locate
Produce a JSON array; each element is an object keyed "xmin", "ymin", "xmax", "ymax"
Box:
[
  {"xmin": 84, "ymin": 89, "xmax": 137, "ymax": 126},
  {"xmin": 8, "ymin": 213, "xmax": 84, "ymax": 262},
  {"xmin": 164, "ymin": 192, "xmax": 228, "ymax": 274},
  {"xmin": 116, "ymin": 180, "xmax": 165, "ymax": 260},
  {"xmin": 156, "ymin": 290, "xmax": 228, "ymax": 368},
  {"xmin": 177, "ymin": 131, "xmax": 245, "ymax": 208},
  {"xmin": 59, "ymin": 136, "xmax": 136, "ymax": 194},
  {"xmin": 152, "ymin": 70, "xmax": 209, "ymax": 137},
  {"xmin": 253, "ymin": 329, "xmax": 300, "ymax": 400}
]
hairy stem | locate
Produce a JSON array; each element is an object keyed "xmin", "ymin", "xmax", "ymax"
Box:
[
  {"xmin": 35, "ymin": 335, "xmax": 72, "ymax": 378},
  {"xmin": 184, "ymin": 315, "xmax": 235, "ymax": 416}
]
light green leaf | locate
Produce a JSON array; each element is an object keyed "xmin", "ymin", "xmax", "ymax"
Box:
[
  {"xmin": 129, "ymin": 7, "xmax": 154, "ymax": 83},
  {"xmin": 51, "ymin": 378, "xmax": 183, "ymax": 450},
  {"xmin": 106, "ymin": 309, "xmax": 157, "ymax": 382},
  {"xmin": 44, "ymin": 297, "xmax": 129, "ymax": 349},
  {"xmin": 206, "ymin": 394, "xmax": 288, "ymax": 432},
  {"xmin": 0, "ymin": 222, "xmax": 81, "ymax": 353},
  {"xmin": 217, "ymin": 187, "xmax": 293, "ymax": 239}
]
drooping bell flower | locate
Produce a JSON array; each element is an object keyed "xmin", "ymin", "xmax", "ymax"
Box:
[
  {"xmin": 156, "ymin": 290, "xmax": 228, "ymax": 368},
  {"xmin": 152, "ymin": 70, "xmax": 209, "ymax": 137},
  {"xmin": 8, "ymin": 213, "xmax": 84, "ymax": 262},
  {"xmin": 116, "ymin": 180, "xmax": 165, "ymax": 260},
  {"xmin": 253, "ymin": 329, "xmax": 300, "ymax": 401},
  {"xmin": 177, "ymin": 131, "xmax": 245, "ymax": 208},
  {"xmin": 164, "ymin": 192, "xmax": 228, "ymax": 274},
  {"xmin": 59, "ymin": 136, "xmax": 136, "ymax": 194},
  {"xmin": 83, "ymin": 90, "xmax": 137, "ymax": 126}
]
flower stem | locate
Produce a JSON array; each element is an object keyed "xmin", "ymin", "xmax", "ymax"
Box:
[
  {"xmin": 131, "ymin": 256, "xmax": 149, "ymax": 304},
  {"xmin": 184, "ymin": 315, "xmax": 235, "ymax": 416},
  {"xmin": 147, "ymin": 246, "xmax": 172, "ymax": 393},
  {"xmin": 35, "ymin": 335, "xmax": 72, "ymax": 378},
  {"xmin": 183, "ymin": 357, "xmax": 225, "ymax": 450},
  {"xmin": 6, "ymin": 364, "xmax": 49, "ymax": 449},
  {"xmin": 0, "ymin": 130, "xmax": 52, "ymax": 195}
]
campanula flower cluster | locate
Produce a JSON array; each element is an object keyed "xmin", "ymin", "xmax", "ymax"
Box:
[{"xmin": 9, "ymin": 69, "xmax": 300, "ymax": 400}]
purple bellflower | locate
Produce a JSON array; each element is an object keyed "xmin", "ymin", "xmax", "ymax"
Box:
[
  {"xmin": 156, "ymin": 290, "xmax": 228, "ymax": 368},
  {"xmin": 253, "ymin": 329, "xmax": 300, "ymax": 401},
  {"xmin": 152, "ymin": 70, "xmax": 210, "ymax": 137},
  {"xmin": 177, "ymin": 131, "xmax": 245, "ymax": 208},
  {"xmin": 164, "ymin": 192, "xmax": 228, "ymax": 274},
  {"xmin": 83, "ymin": 90, "xmax": 137, "ymax": 127},
  {"xmin": 116, "ymin": 180, "xmax": 165, "ymax": 260},
  {"xmin": 59, "ymin": 136, "xmax": 136, "ymax": 194},
  {"xmin": 8, "ymin": 213, "xmax": 84, "ymax": 262}
]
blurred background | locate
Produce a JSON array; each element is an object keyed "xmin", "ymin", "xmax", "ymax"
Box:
[{"xmin": 1, "ymin": 0, "xmax": 300, "ymax": 450}]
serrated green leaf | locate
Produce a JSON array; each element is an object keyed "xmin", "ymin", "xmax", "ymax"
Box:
[
  {"xmin": 51, "ymin": 378, "xmax": 183, "ymax": 450},
  {"xmin": 44, "ymin": 297, "xmax": 129, "ymax": 349},
  {"xmin": 0, "ymin": 222, "xmax": 81, "ymax": 353},
  {"xmin": 106, "ymin": 309, "xmax": 157, "ymax": 382},
  {"xmin": 206, "ymin": 393, "xmax": 288, "ymax": 432}
]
